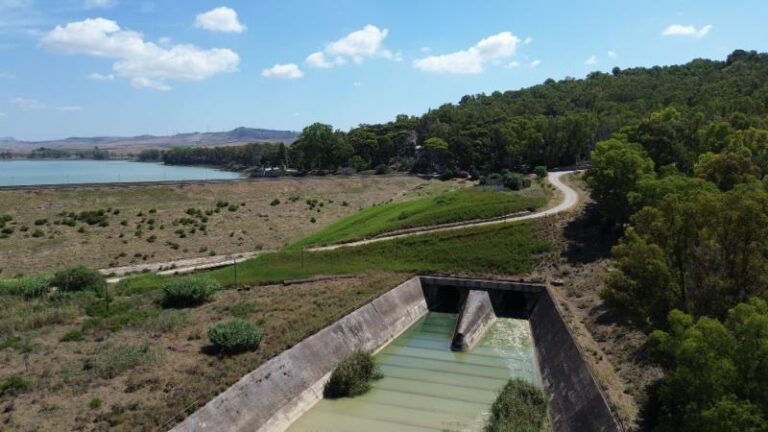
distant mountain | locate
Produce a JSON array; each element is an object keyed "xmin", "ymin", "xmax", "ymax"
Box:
[{"xmin": 0, "ymin": 127, "xmax": 299, "ymax": 152}]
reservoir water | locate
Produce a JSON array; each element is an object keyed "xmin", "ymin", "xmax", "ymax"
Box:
[
  {"xmin": 0, "ymin": 160, "xmax": 242, "ymax": 186},
  {"xmin": 287, "ymin": 312, "xmax": 540, "ymax": 432}
]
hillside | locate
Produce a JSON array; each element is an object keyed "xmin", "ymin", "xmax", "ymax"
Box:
[{"xmin": 0, "ymin": 127, "xmax": 299, "ymax": 153}]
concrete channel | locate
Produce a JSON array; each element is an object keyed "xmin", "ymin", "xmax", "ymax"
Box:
[{"xmin": 171, "ymin": 276, "xmax": 619, "ymax": 432}]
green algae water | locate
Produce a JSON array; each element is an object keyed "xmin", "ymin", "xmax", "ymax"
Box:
[{"xmin": 287, "ymin": 312, "xmax": 539, "ymax": 432}]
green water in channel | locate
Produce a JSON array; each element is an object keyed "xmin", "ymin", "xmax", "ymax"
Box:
[{"xmin": 286, "ymin": 312, "xmax": 540, "ymax": 432}]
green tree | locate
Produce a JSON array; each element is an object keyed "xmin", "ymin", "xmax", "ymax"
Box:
[{"xmin": 585, "ymin": 139, "xmax": 655, "ymax": 223}]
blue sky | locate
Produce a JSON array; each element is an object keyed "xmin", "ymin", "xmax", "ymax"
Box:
[{"xmin": 0, "ymin": 0, "xmax": 767, "ymax": 141}]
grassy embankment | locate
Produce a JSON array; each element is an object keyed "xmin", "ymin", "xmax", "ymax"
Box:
[{"xmin": 291, "ymin": 182, "xmax": 550, "ymax": 248}]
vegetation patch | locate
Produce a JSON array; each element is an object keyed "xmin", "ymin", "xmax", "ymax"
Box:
[
  {"xmin": 84, "ymin": 344, "xmax": 157, "ymax": 379},
  {"xmin": 485, "ymin": 378, "xmax": 548, "ymax": 432},
  {"xmin": 0, "ymin": 375, "xmax": 31, "ymax": 396},
  {"xmin": 207, "ymin": 319, "xmax": 263, "ymax": 354},
  {"xmin": 0, "ymin": 274, "xmax": 52, "ymax": 298},
  {"xmin": 323, "ymin": 350, "xmax": 382, "ymax": 399}
]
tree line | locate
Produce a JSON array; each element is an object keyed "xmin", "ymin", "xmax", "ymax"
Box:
[{"xmin": 157, "ymin": 50, "xmax": 768, "ymax": 181}]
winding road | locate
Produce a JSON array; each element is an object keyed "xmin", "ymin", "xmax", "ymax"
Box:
[{"xmin": 102, "ymin": 171, "xmax": 580, "ymax": 282}]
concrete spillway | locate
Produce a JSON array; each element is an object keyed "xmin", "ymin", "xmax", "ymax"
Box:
[{"xmin": 171, "ymin": 276, "xmax": 619, "ymax": 432}]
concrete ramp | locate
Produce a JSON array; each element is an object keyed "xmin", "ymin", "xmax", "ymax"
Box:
[{"xmin": 451, "ymin": 289, "xmax": 496, "ymax": 351}]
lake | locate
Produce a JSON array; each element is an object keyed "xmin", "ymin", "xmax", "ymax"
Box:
[{"xmin": 0, "ymin": 160, "xmax": 242, "ymax": 187}]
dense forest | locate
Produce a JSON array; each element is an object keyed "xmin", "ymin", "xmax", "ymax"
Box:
[{"xmin": 579, "ymin": 52, "xmax": 768, "ymax": 430}]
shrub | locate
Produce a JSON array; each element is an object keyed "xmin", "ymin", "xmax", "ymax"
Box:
[
  {"xmin": 89, "ymin": 398, "xmax": 102, "ymax": 409},
  {"xmin": 34, "ymin": 218, "xmax": 48, "ymax": 226},
  {"xmin": 0, "ymin": 375, "xmax": 31, "ymax": 396},
  {"xmin": 31, "ymin": 228, "xmax": 45, "ymax": 238},
  {"xmin": 207, "ymin": 319, "xmax": 263, "ymax": 354},
  {"xmin": 51, "ymin": 266, "xmax": 106, "ymax": 293},
  {"xmin": 503, "ymin": 172, "xmax": 526, "ymax": 191},
  {"xmin": 485, "ymin": 378, "xmax": 547, "ymax": 432},
  {"xmin": 270, "ymin": 198, "xmax": 281, "ymax": 206},
  {"xmin": 374, "ymin": 164, "xmax": 390, "ymax": 175},
  {"xmin": 161, "ymin": 277, "xmax": 220, "ymax": 308},
  {"xmin": 60, "ymin": 329, "xmax": 85, "ymax": 342},
  {"xmin": 534, "ymin": 165, "xmax": 548, "ymax": 178},
  {"xmin": 323, "ymin": 350, "xmax": 382, "ymax": 399}
]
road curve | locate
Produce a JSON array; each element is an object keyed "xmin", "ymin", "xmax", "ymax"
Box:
[{"xmin": 309, "ymin": 170, "xmax": 580, "ymax": 252}]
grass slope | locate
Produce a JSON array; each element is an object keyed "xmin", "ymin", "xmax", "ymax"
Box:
[
  {"xmin": 119, "ymin": 220, "xmax": 550, "ymax": 291},
  {"xmin": 290, "ymin": 185, "xmax": 549, "ymax": 249}
]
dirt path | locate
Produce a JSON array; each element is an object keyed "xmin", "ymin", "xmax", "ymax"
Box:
[{"xmin": 101, "ymin": 171, "xmax": 580, "ymax": 282}]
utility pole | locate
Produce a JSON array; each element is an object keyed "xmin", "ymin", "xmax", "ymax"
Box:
[{"xmin": 233, "ymin": 256, "xmax": 238, "ymax": 289}]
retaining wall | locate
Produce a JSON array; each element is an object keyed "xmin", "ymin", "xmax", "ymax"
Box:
[
  {"xmin": 170, "ymin": 277, "xmax": 428, "ymax": 432},
  {"xmin": 529, "ymin": 288, "xmax": 619, "ymax": 432}
]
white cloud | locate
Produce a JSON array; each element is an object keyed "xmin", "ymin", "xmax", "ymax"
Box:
[
  {"xmin": 306, "ymin": 51, "xmax": 346, "ymax": 69},
  {"xmin": 353, "ymin": 81, "xmax": 362, "ymax": 87},
  {"xmin": 195, "ymin": 6, "xmax": 246, "ymax": 33},
  {"xmin": 306, "ymin": 25, "xmax": 394, "ymax": 69},
  {"xmin": 585, "ymin": 55, "xmax": 597, "ymax": 65},
  {"xmin": 420, "ymin": 46, "xmax": 431, "ymax": 53},
  {"xmin": 0, "ymin": 112, "xmax": 6, "ymax": 118},
  {"xmin": 0, "ymin": 71, "xmax": 13, "ymax": 78},
  {"xmin": 262, "ymin": 63, "xmax": 303, "ymax": 79},
  {"xmin": 662, "ymin": 24, "xmax": 712, "ymax": 38},
  {"xmin": 523, "ymin": 37, "xmax": 533, "ymax": 45},
  {"xmin": 39, "ymin": 18, "xmax": 240, "ymax": 90},
  {"xmin": 413, "ymin": 31, "xmax": 520, "ymax": 74},
  {"xmin": 84, "ymin": 0, "xmax": 117, "ymax": 9},
  {"xmin": 506, "ymin": 61, "xmax": 520, "ymax": 68},
  {"xmin": 607, "ymin": 50, "xmax": 617, "ymax": 59},
  {"xmin": 530, "ymin": 59, "xmax": 541, "ymax": 68},
  {"xmin": 11, "ymin": 97, "xmax": 82, "ymax": 111},
  {"xmin": 88, "ymin": 72, "xmax": 114, "ymax": 80}
]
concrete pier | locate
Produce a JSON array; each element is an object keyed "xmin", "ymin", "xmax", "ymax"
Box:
[{"xmin": 451, "ymin": 289, "xmax": 496, "ymax": 351}]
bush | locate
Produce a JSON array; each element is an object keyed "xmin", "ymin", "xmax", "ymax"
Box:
[
  {"xmin": 270, "ymin": 198, "xmax": 281, "ymax": 206},
  {"xmin": 323, "ymin": 350, "xmax": 382, "ymax": 399},
  {"xmin": 534, "ymin": 165, "xmax": 548, "ymax": 178},
  {"xmin": 485, "ymin": 378, "xmax": 547, "ymax": 432},
  {"xmin": 0, "ymin": 375, "xmax": 31, "ymax": 396},
  {"xmin": 207, "ymin": 320, "xmax": 263, "ymax": 354},
  {"xmin": 31, "ymin": 228, "xmax": 45, "ymax": 238},
  {"xmin": 51, "ymin": 266, "xmax": 106, "ymax": 293},
  {"xmin": 161, "ymin": 277, "xmax": 220, "ymax": 308}
]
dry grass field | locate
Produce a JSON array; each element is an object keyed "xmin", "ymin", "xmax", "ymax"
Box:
[
  {"xmin": 0, "ymin": 272, "xmax": 408, "ymax": 431},
  {"xmin": 0, "ymin": 176, "xmax": 458, "ymax": 276}
]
